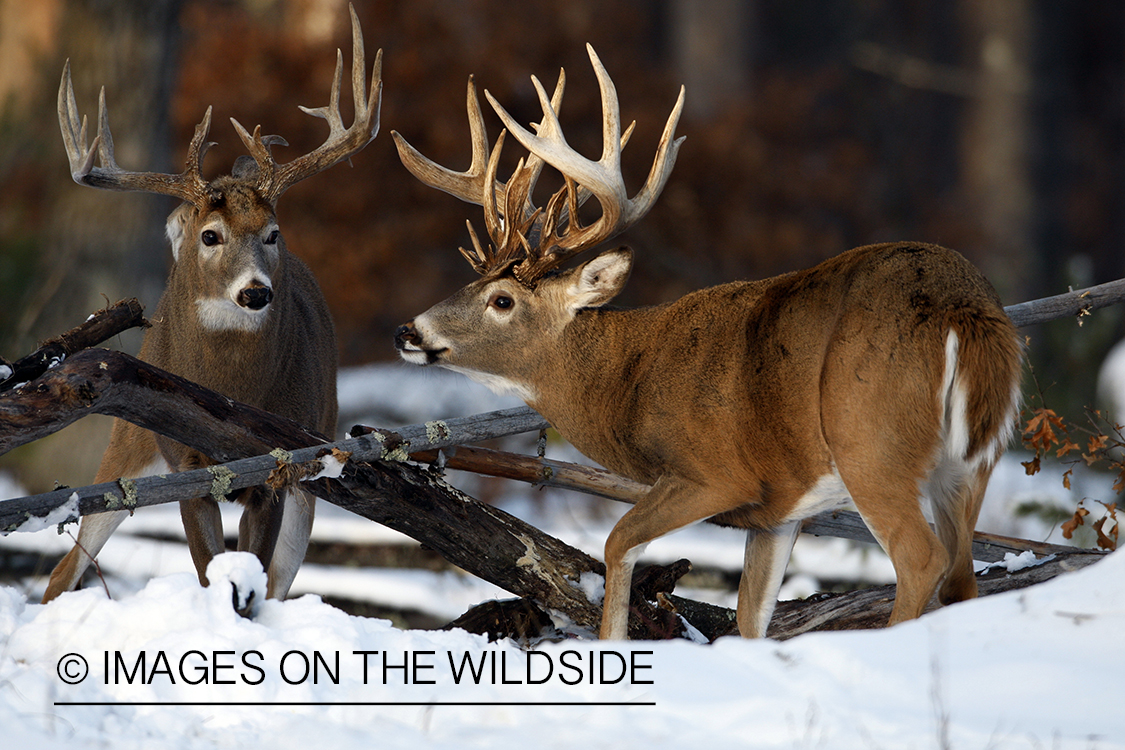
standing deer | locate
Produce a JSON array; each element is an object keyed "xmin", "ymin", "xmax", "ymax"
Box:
[
  {"xmin": 42, "ymin": 7, "xmax": 381, "ymax": 606},
  {"xmin": 392, "ymin": 45, "xmax": 1023, "ymax": 640}
]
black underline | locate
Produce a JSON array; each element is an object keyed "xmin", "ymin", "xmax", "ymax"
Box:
[{"xmin": 55, "ymin": 701, "xmax": 655, "ymax": 707}]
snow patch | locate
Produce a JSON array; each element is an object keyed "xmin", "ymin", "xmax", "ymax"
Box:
[
  {"xmin": 576, "ymin": 570, "xmax": 605, "ymax": 604},
  {"xmin": 306, "ymin": 453, "xmax": 346, "ymax": 481},
  {"xmin": 206, "ymin": 551, "xmax": 268, "ymax": 616},
  {"xmin": 979, "ymin": 549, "xmax": 1056, "ymax": 574},
  {"xmin": 7, "ymin": 491, "xmax": 79, "ymax": 534}
]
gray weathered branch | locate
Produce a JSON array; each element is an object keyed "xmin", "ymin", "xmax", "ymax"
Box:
[
  {"xmin": 1003, "ymin": 277, "xmax": 1125, "ymax": 328},
  {"xmin": 412, "ymin": 443, "xmax": 1086, "ymax": 564},
  {"xmin": 0, "ymin": 348, "xmax": 669, "ymax": 638}
]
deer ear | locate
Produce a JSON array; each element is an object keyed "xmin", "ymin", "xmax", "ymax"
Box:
[
  {"xmin": 165, "ymin": 204, "xmax": 192, "ymax": 261},
  {"xmin": 567, "ymin": 247, "xmax": 633, "ymax": 311}
]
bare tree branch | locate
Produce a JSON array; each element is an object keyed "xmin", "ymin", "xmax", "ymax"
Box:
[
  {"xmin": 0, "ymin": 298, "xmax": 147, "ymax": 392},
  {"xmin": 1004, "ymin": 277, "xmax": 1125, "ymax": 327},
  {"xmin": 411, "ymin": 444, "xmax": 1087, "ymax": 564}
]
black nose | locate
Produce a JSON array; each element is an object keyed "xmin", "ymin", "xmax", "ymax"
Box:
[
  {"xmin": 238, "ymin": 285, "xmax": 273, "ymax": 310},
  {"xmin": 394, "ymin": 323, "xmax": 420, "ymax": 349}
]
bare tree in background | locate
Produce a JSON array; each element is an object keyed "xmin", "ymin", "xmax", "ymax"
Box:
[
  {"xmin": 669, "ymin": 0, "xmax": 752, "ymax": 120},
  {"xmin": 958, "ymin": 0, "xmax": 1034, "ymax": 302}
]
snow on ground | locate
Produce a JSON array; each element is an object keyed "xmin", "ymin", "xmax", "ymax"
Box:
[
  {"xmin": 2, "ymin": 363, "xmax": 1123, "ymax": 749},
  {"xmin": 1, "ymin": 549, "xmax": 1121, "ymax": 750}
]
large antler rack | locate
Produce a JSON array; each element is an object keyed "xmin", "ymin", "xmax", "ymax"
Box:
[
  {"xmin": 393, "ymin": 73, "xmax": 569, "ymax": 277},
  {"xmin": 58, "ymin": 3, "xmax": 382, "ymax": 209},
  {"xmin": 393, "ymin": 44, "xmax": 684, "ymax": 287},
  {"xmin": 59, "ymin": 61, "xmax": 219, "ymax": 207},
  {"xmin": 231, "ymin": 4, "xmax": 382, "ymax": 204}
]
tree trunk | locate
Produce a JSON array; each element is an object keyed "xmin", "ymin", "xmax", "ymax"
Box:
[{"xmin": 959, "ymin": 0, "xmax": 1034, "ymax": 302}]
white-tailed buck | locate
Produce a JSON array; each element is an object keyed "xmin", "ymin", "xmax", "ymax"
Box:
[
  {"xmin": 43, "ymin": 7, "xmax": 382, "ymax": 606},
  {"xmin": 393, "ymin": 45, "xmax": 1023, "ymax": 640}
]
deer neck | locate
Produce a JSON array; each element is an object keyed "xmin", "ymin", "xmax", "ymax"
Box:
[{"xmin": 524, "ymin": 304, "xmax": 666, "ymax": 480}]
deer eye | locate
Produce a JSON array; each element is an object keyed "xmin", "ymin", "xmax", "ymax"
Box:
[
  {"xmin": 489, "ymin": 293, "xmax": 514, "ymax": 311},
  {"xmin": 264, "ymin": 229, "xmax": 279, "ymax": 245},
  {"xmin": 201, "ymin": 229, "xmax": 221, "ymax": 246}
]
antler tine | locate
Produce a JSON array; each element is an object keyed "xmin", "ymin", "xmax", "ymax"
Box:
[
  {"xmin": 487, "ymin": 43, "xmax": 685, "ymax": 283},
  {"xmin": 58, "ymin": 60, "xmax": 96, "ymax": 182},
  {"xmin": 244, "ymin": 3, "xmax": 382, "ymax": 203},
  {"xmin": 510, "ymin": 69, "xmax": 566, "ymax": 224},
  {"xmin": 391, "ymin": 75, "xmax": 498, "ymax": 206},
  {"xmin": 481, "ymin": 129, "xmax": 510, "ymax": 254},
  {"xmin": 58, "ymin": 59, "xmax": 215, "ymax": 205},
  {"xmin": 460, "ymin": 220, "xmax": 490, "ymax": 274}
]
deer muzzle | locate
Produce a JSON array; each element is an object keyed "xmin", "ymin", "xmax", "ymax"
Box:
[
  {"xmin": 394, "ymin": 322, "xmax": 444, "ymax": 366},
  {"xmin": 237, "ymin": 284, "xmax": 274, "ymax": 311}
]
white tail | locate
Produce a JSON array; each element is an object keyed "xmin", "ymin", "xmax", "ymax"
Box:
[
  {"xmin": 393, "ymin": 46, "xmax": 1023, "ymax": 640},
  {"xmin": 43, "ymin": 5, "xmax": 382, "ymax": 607}
]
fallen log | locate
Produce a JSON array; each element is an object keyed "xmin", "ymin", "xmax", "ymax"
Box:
[
  {"xmin": 448, "ymin": 550, "xmax": 1109, "ymax": 643},
  {"xmin": 411, "ymin": 444, "xmax": 1087, "ymax": 564},
  {"xmin": 0, "ymin": 298, "xmax": 146, "ymax": 393},
  {"xmin": 763, "ymin": 550, "xmax": 1106, "ymax": 639},
  {"xmin": 0, "ymin": 348, "xmax": 677, "ymax": 639}
]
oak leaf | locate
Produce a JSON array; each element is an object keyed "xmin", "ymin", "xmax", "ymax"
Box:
[{"xmin": 1061, "ymin": 506, "xmax": 1089, "ymax": 540}]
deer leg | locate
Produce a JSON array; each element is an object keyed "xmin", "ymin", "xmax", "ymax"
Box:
[
  {"xmin": 41, "ymin": 510, "xmax": 130, "ymax": 602},
  {"xmin": 235, "ymin": 486, "xmax": 288, "ymax": 596},
  {"xmin": 841, "ymin": 468, "xmax": 948, "ymax": 626},
  {"xmin": 42, "ymin": 427, "xmax": 168, "ymax": 603},
  {"xmin": 601, "ymin": 479, "xmax": 740, "ymax": 640},
  {"xmin": 932, "ymin": 462, "xmax": 992, "ymax": 606},
  {"xmin": 180, "ymin": 496, "xmax": 226, "ymax": 587},
  {"xmin": 262, "ymin": 489, "xmax": 315, "ymax": 600},
  {"xmin": 736, "ymin": 520, "xmax": 801, "ymax": 638}
]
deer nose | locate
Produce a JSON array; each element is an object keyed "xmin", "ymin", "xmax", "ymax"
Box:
[
  {"xmin": 237, "ymin": 285, "xmax": 273, "ymax": 311},
  {"xmin": 394, "ymin": 323, "xmax": 421, "ymax": 349}
]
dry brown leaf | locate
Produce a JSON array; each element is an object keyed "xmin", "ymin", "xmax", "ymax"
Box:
[
  {"xmin": 1023, "ymin": 408, "xmax": 1066, "ymax": 454},
  {"xmin": 1056, "ymin": 438, "xmax": 1080, "ymax": 458},
  {"xmin": 1061, "ymin": 506, "xmax": 1089, "ymax": 539},
  {"xmin": 1092, "ymin": 504, "xmax": 1118, "ymax": 551}
]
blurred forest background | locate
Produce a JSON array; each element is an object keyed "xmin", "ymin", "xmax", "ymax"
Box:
[{"xmin": 1, "ymin": 0, "xmax": 1124, "ymax": 491}]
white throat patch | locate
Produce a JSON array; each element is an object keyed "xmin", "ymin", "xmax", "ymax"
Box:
[
  {"xmin": 446, "ymin": 365, "xmax": 537, "ymax": 402},
  {"xmin": 195, "ymin": 297, "xmax": 268, "ymax": 332}
]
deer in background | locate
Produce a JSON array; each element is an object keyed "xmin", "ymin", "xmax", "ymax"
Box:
[
  {"xmin": 42, "ymin": 6, "xmax": 381, "ymax": 606},
  {"xmin": 393, "ymin": 45, "xmax": 1023, "ymax": 640}
]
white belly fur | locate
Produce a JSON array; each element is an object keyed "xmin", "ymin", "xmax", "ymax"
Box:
[{"xmin": 781, "ymin": 468, "xmax": 851, "ymax": 523}]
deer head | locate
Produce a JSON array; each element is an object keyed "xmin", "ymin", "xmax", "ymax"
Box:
[
  {"xmin": 57, "ymin": 5, "xmax": 381, "ymax": 337},
  {"xmin": 392, "ymin": 45, "xmax": 683, "ymax": 398}
]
